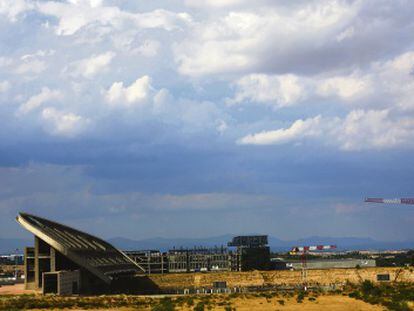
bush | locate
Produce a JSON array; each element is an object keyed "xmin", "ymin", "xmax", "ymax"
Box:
[
  {"xmin": 346, "ymin": 281, "xmax": 414, "ymax": 311},
  {"xmin": 185, "ymin": 297, "xmax": 195, "ymax": 306},
  {"xmin": 193, "ymin": 301, "xmax": 205, "ymax": 311},
  {"xmin": 151, "ymin": 297, "xmax": 175, "ymax": 311},
  {"xmin": 296, "ymin": 291, "xmax": 306, "ymax": 303},
  {"xmin": 385, "ymin": 300, "xmax": 411, "ymax": 311}
]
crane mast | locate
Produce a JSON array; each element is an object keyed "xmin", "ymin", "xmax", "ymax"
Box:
[{"xmin": 290, "ymin": 244, "xmax": 337, "ymax": 291}]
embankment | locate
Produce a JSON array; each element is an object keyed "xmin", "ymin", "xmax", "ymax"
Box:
[{"xmin": 149, "ymin": 267, "xmax": 414, "ymax": 290}]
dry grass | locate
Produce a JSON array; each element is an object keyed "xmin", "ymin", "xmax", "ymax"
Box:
[{"xmin": 0, "ymin": 292, "xmax": 387, "ymax": 311}]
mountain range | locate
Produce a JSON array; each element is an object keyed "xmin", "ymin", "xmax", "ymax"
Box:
[
  {"xmin": 2, "ymin": 235, "xmax": 412, "ymax": 254},
  {"xmin": 108, "ymin": 235, "xmax": 414, "ymax": 252}
]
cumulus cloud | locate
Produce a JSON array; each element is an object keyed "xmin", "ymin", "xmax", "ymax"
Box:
[
  {"xmin": 228, "ymin": 74, "xmax": 305, "ymax": 108},
  {"xmin": 68, "ymin": 51, "xmax": 115, "ymax": 78},
  {"xmin": 105, "ymin": 75, "xmax": 152, "ymax": 106},
  {"xmin": 11, "ymin": 50, "xmax": 55, "ymax": 76},
  {"xmin": 239, "ymin": 109, "xmax": 414, "ymax": 151},
  {"xmin": 36, "ymin": 1, "xmax": 192, "ymax": 36},
  {"xmin": 238, "ymin": 116, "xmax": 322, "ymax": 145},
  {"xmin": 41, "ymin": 107, "xmax": 90, "ymax": 137},
  {"xmin": 337, "ymin": 109, "xmax": 414, "ymax": 151},
  {"xmin": 175, "ymin": 2, "xmax": 357, "ymax": 76},
  {"xmin": 227, "ymin": 72, "xmax": 369, "ymax": 108},
  {"xmin": 132, "ymin": 40, "xmax": 161, "ymax": 57},
  {"xmin": 175, "ymin": 0, "xmax": 414, "ymax": 76},
  {"xmin": 316, "ymin": 75, "xmax": 372, "ymax": 100},
  {"xmin": 1, "ymin": 0, "xmax": 414, "ymax": 152},
  {"xmin": 0, "ymin": 81, "xmax": 10, "ymax": 93},
  {"xmin": 374, "ymin": 52, "xmax": 414, "ymax": 111},
  {"xmin": 184, "ymin": 0, "xmax": 246, "ymax": 8},
  {"xmin": 14, "ymin": 59, "xmax": 46, "ymax": 75},
  {"xmin": 0, "ymin": 0, "xmax": 33, "ymax": 22},
  {"xmin": 21, "ymin": 50, "xmax": 55, "ymax": 61},
  {"xmin": 2, "ymin": 0, "xmax": 414, "ymax": 242},
  {"xmin": 0, "ymin": 57, "xmax": 12, "ymax": 68},
  {"xmin": 17, "ymin": 87, "xmax": 62, "ymax": 115}
]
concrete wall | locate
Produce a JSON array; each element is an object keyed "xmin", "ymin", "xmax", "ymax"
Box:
[
  {"xmin": 42, "ymin": 270, "xmax": 80, "ymax": 295},
  {"xmin": 58, "ymin": 270, "xmax": 80, "ymax": 295}
]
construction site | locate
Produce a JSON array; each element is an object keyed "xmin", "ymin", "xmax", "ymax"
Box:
[
  {"xmin": 0, "ymin": 205, "xmax": 411, "ymax": 310},
  {"xmin": 5, "ymin": 211, "xmax": 412, "ymax": 296}
]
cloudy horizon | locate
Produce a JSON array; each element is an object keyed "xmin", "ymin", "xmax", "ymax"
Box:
[{"xmin": 1, "ymin": 0, "xmax": 414, "ymax": 242}]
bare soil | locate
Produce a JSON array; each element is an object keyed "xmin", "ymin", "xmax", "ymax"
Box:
[
  {"xmin": 26, "ymin": 295, "xmax": 385, "ymax": 310},
  {"xmin": 0, "ymin": 283, "xmax": 36, "ymax": 295}
]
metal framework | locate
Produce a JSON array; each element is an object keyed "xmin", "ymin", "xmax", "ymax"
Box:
[
  {"xmin": 290, "ymin": 245, "xmax": 337, "ymax": 290},
  {"xmin": 364, "ymin": 198, "xmax": 414, "ymax": 205}
]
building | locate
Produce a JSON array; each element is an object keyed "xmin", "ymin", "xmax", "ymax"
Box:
[
  {"xmin": 125, "ymin": 236, "xmax": 272, "ymax": 274},
  {"xmin": 286, "ymin": 258, "xmax": 376, "ymax": 270},
  {"xmin": 16, "ymin": 213, "xmax": 148, "ymax": 295},
  {"xmin": 17, "ymin": 212, "xmax": 275, "ymax": 295},
  {"xmin": 167, "ymin": 247, "xmax": 234, "ymax": 273},
  {"xmin": 228, "ymin": 235, "xmax": 271, "ymax": 271},
  {"xmin": 124, "ymin": 250, "xmax": 167, "ymax": 274}
]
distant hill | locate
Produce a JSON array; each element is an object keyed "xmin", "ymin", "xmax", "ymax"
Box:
[
  {"xmin": 108, "ymin": 235, "xmax": 414, "ymax": 252},
  {"xmin": 1, "ymin": 235, "xmax": 412, "ymax": 254},
  {"xmin": 269, "ymin": 236, "xmax": 414, "ymax": 252},
  {"xmin": 108, "ymin": 235, "xmax": 235, "ymax": 251}
]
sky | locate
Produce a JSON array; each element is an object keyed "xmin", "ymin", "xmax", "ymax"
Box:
[{"xmin": 1, "ymin": 0, "xmax": 414, "ymax": 242}]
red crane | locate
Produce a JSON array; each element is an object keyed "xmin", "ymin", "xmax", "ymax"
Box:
[
  {"xmin": 290, "ymin": 244, "xmax": 337, "ymax": 290},
  {"xmin": 364, "ymin": 198, "xmax": 414, "ymax": 205}
]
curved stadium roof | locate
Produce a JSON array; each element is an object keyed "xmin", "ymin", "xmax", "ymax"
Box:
[{"xmin": 17, "ymin": 213, "xmax": 145, "ymax": 284}]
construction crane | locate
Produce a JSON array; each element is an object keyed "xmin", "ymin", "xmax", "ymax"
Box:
[
  {"xmin": 364, "ymin": 198, "xmax": 414, "ymax": 205},
  {"xmin": 290, "ymin": 244, "xmax": 337, "ymax": 291}
]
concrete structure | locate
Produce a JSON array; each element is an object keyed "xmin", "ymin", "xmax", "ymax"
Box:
[
  {"xmin": 17, "ymin": 213, "xmax": 146, "ymax": 294},
  {"xmin": 42, "ymin": 270, "xmax": 80, "ymax": 295},
  {"xmin": 167, "ymin": 248, "xmax": 235, "ymax": 273},
  {"xmin": 228, "ymin": 235, "xmax": 271, "ymax": 271},
  {"xmin": 125, "ymin": 236, "xmax": 272, "ymax": 274},
  {"xmin": 124, "ymin": 250, "xmax": 167, "ymax": 275},
  {"xmin": 287, "ymin": 258, "xmax": 376, "ymax": 270},
  {"xmin": 126, "ymin": 248, "xmax": 235, "ymax": 273}
]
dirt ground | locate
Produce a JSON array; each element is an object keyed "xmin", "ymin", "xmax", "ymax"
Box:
[
  {"xmin": 228, "ymin": 295, "xmax": 385, "ymax": 311},
  {"xmin": 0, "ymin": 283, "xmax": 36, "ymax": 295},
  {"xmin": 26, "ymin": 296, "xmax": 384, "ymax": 311},
  {"xmin": 0, "ymin": 285, "xmax": 387, "ymax": 311}
]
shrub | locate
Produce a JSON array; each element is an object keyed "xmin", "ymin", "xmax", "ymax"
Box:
[
  {"xmin": 224, "ymin": 305, "xmax": 233, "ymax": 311},
  {"xmin": 151, "ymin": 297, "xmax": 175, "ymax": 311},
  {"xmin": 194, "ymin": 301, "xmax": 205, "ymax": 311},
  {"xmin": 185, "ymin": 297, "xmax": 195, "ymax": 306},
  {"xmin": 296, "ymin": 291, "xmax": 306, "ymax": 303}
]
